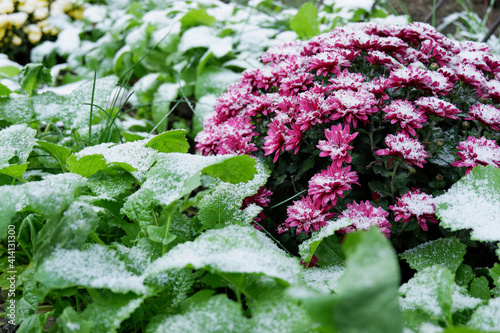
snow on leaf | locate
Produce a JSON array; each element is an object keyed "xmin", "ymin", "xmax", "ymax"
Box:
[
  {"xmin": 0, "ymin": 95, "xmax": 34, "ymax": 124},
  {"xmin": 0, "ymin": 124, "xmax": 37, "ymax": 168},
  {"xmin": 145, "ymin": 225, "xmax": 301, "ymax": 285},
  {"xmin": 35, "ymin": 244, "xmax": 147, "ymax": 294},
  {"xmin": 301, "ymin": 265, "xmax": 345, "ymax": 294},
  {"xmin": 121, "ymin": 153, "xmax": 256, "ymax": 225},
  {"xmin": 87, "ymin": 174, "xmax": 135, "ymax": 200},
  {"xmin": 81, "ymin": 292, "xmax": 146, "ymax": 333},
  {"xmin": 400, "ymin": 238, "xmax": 467, "ymax": 274},
  {"xmin": 467, "ymin": 298, "xmax": 500, "ymax": 332},
  {"xmin": 399, "ymin": 266, "xmax": 454, "ymax": 323},
  {"xmin": 298, "ymin": 217, "xmax": 353, "ymax": 264},
  {"xmin": 146, "ymin": 294, "xmax": 249, "ymax": 333},
  {"xmin": 0, "ymin": 173, "xmax": 86, "ymax": 238},
  {"xmin": 434, "ymin": 165, "xmax": 500, "ymax": 241},
  {"xmin": 451, "ymin": 284, "xmax": 482, "ymax": 313},
  {"xmin": 197, "ymin": 160, "xmax": 269, "ymax": 228}
]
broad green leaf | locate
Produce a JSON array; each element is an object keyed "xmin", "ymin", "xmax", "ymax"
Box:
[
  {"xmin": 0, "ymin": 83, "xmax": 11, "ymax": 96},
  {"xmin": 491, "ymin": 263, "xmax": 500, "ymax": 290},
  {"xmin": 14, "ymin": 277, "xmax": 49, "ymax": 325},
  {"xmin": 467, "ymin": 298, "xmax": 500, "ymax": 331},
  {"xmin": 0, "ymin": 124, "xmax": 37, "ymax": 168},
  {"xmin": 16, "ymin": 312, "xmax": 49, "ymax": 333},
  {"xmin": 469, "ymin": 276, "xmax": 490, "ymax": 300},
  {"xmin": 67, "ymin": 140, "xmax": 157, "ymax": 180},
  {"xmin": 298, "ymin": 217, "xmax": 352, "ymax": 265},
  {"xmin": 35, "ymin": 140, "xmax": 71, "ymax": 169},
  {"xmin": 456, "ymin": 264, "xmax": 475, "ymax": 288},
  {"xmin": 0, "ymin": 163, "xmax": 28, "ymax": 179},
  {"xmin": 32, "ymin": 91, "xmax": 67, "ymax": 123},
  {"xmin": 122, "ymin": 153, "xmax": 256, "ymax": 226},
  {"xmin": 35, "ymin": 244, "xmax": 147, "ymax": 294},
  {"xmin": 145, "ymin": 129, "xmax": 189, "ymax": 153},
  {"xmin": 444, "ymin": 327, "xmax": 484, "ymax": 333},
  {"xmin": 451, "ymin": 284, "xmax": 482, "ymax": 313},
  {"xmin": 147, "ymin": 225, "xmax": 177, "ymax": 245},
  {"xmin": 290, "ymin": 2, "xmax": 320, "ymax": 40},
  {"xmin": 435, "ymin": 166, "xmax": 500, "ymax": 241},
  {"xmin": 201, "ymin": 154, "xmax": 257, "ymax": 184},
  {"xmin": 399, "ymin": 266, "xmax": 454, "ymax": 323},
  {"xmin": 0, "ymin": 173, "xmax": 86, "ymax": 239},
  {"xmin": 0, "ymin": 65, "xmax": 21, "ymax": 77},
  {"xmin": 333, "ymin": 227, "xmax": 402, "ymax": 333},
  {"xmin": 194, "ymin": 66, "xmax": 240, "ymax": 100},
  {"xmin": 400, "ymin": 238, "xmax": 467, "ymax": 274},
  {"xmin": 180, "ymin": 9, "xmax": 216, "ymax": 30},
  {"xmin": 33, "ymin": 201, "xmax": 98, "ymax": 264},
  {"xmin": 197, "ymin": 160, "xmax": 269, "ymax": 228},
  {"xmin": 81, "ymin": 291, "xmax": 146, "ymax": 333},
  {"xmin": 57, "ymin": 307, "xmax": 93, "ymax": 333},
  {"xmin": 20, "ymin": 63, "xmax": 52, "ymax": 96},
  {"xmin": 87, "ymin": 173, "xmax": 135, "ymax": 200},
  {"xmin": 145, "ymin": 225, "xmax": 301, "ymax": 285},
  {"xmin": 146, "ymin": 294, "xmax": 248, "ymax": 333},
  {"xmin": 0, "ymin": 95, "xmax": 34, "ymax": 124}
]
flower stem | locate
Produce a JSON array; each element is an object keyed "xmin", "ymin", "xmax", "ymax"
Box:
[{"xmin": 390, "ymin": 161, "xmax": 400, "ymax": 201}]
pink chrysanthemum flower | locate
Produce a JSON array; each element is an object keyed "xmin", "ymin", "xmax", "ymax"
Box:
[
  {"xmin": 366, "ymin": 50, "xmax": 400, "ymax": 69},
  {"xmin": 284, "ymin": 123, "xmax": 302, "ymax": 154},
  {"xmin": 308, "ymin": 164, "xmax": 359, "ymax": 206},
  {"xmin": 317, "ymin": 124, "xmax": 358, "ymax": 167},
  {"xmin": 338, "ymin": 200, "xmax": 392, "ymax": 237},
  {"xmin": 453, "ymin": 63, "xmax": 487, "ymax": 89},
  {"xmin": 328, "ymin": 88, "xmax": 378, "ymax": 128},
  {"xmin": 466, "ymin": 103, "xmax": 500, "ymax": 131},
  {"xmin": 451, "ymin": 136, "xmax": 500, "ymax": 174},
  {"xmin": 383, "ymin": 99, "xmax": 428, "ymax": 136},
  {"xmin": 390, "ymin": 188, "xmax": 438, "ymax": 231},
  {"xmin": 295, "ymin": 85, "xmax": 332, "ymax": 131},
  {"xmin": 328, "ymin": 69, "xmax": 365, "ymax": 91},
  {"xmin": 387, "ymin": 65, "xmax": 453, "ymax": 95},
  {"xmin": 285, "ymin": 196, "xmax": 336, "ymax": 235},
  {"xmin": 414, "ymin": 96, "xmax": 461, "ymax": 119},
  {"xmin": 376, "ymin": 132, "xmax": 428, "ymax": 168},
  {"xmin": 242, "ymin": 186, "xmax": 273, "ymax": 229},
  {"xmin": 308, "ymin": 51, "xmax": 351, "ymax": 76},
  {"xmin": 263, "ymin": 120, "xmax": 287, "ymax": 162}
]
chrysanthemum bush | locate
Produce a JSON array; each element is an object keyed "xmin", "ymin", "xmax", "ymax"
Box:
[{"xmin": 196, "ymin": 22, "xmax": 500, "ymax": 252}]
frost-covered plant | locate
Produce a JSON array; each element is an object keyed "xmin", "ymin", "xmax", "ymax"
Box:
[{"xmin": 196, "ymin": 22, "xmax": 500, "ymax": 251}]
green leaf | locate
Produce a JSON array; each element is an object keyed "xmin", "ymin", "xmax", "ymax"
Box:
[
  {"xmin": 35, "ymin": 244, "xmax": 147, "ymax": 294},
  {"xmin": 81, "ymin": 291, "xmax": 146, "ymax": 333},
  {"xmin": 302, "ymin": 265, "xmax": 345, "ymax": 293},
  {"xmin": 145, "ymin": 129, "xmax": 189, "ymax": 153},
  {"xmin": 147, "ymin": 225, "xmax": 177, "ymax": 245},
  {"xmin": 0, "ymin": 163, "xmax": 28, "ymax": 179},
  {"xmin": 20, "ymin": 63, "xmax": 52, "ymax": 96},
  {"xmin": 16, "ymin": 312, "xmax": 50, "ymax": 333},
  {"xmin": 33, "ymin": 201, "xmax": 98, "ymax": 264},
  {"xmin": 195, "ymin": 66, "xmax": 240, "ymax": 100},
  {"xmin": 0, "ymin": 65, "xmax": 21, "ymax": 78},
  {"xmin": 145, "ymin": 225, "xmax": 301, "ymax": 285},
  {"xmin": 35, "ymin": 140, "xmax": 72, "ymax": 169},
  {"xmin": 197, "ymin": 160, "xmax": 269, "ymax": 228},
  {"xmin": 0, "ymin": 83, "xmax": 11, "ymax": 96},
  {"xmin": 469, "ymin": 276, "xmax": 490, "ymax": 300},
  {"xmin": 400, "ymin": 238, "xmax": 467, "ymax": 274},
  {"xmin": 467, "ymin": 298, "xmax": 500, "ymax": 331},
  {"xmin": 290, "ymin": 2, "xmax": 320, "ymax": 40},
  {"xmin": 298, "ymin": 217, "xmax": 352, "ymax": 265},
  {"xmin": 435, "ymin": 166, "xmax": 500, "ymax": 241},
  {"xmin": 201, "ymin": 154, "xmax": 257, "ymax": 184},
  {"xmin": 0, "ymin": 95, "xmax": 34, "ymax": 124},
  {"xmin": 57, "ymin": 307, "xmax": 93, "ymax": 333},
  {"xmin": 491, "ymin": 263, "xmax": 500, "ymax": 290},
  {"xmin": 180, "ymin": 9, "xmax": 216, "ymax": 30},
  {"xmin": 0, "ymin": 173, "xmax": 86, "ymax": 239},
  {"xmin": 146, "ymin": 294, "xmax": 248, "ymax": 333},
  {"xmin": 333, "ymin": 227, "xmax": 402, "ymax": 333},
  {"xmin": 122, "ymin": 153, "xmax": 257, "ymax": 226},
  {"xmin": 66, "ymin": 154, "xmax": 110, "ymax": 178},
  {"xmin": 456, "ymin": 264, "xmax": 475, "ymax": 288},
  {"xmin": 400, "ymin": 266, "xmax": 454, "ymax": 323}
]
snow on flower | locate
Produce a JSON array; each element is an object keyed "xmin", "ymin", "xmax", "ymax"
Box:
[
  {"xmin": 383, "ymin": 99, "xmax": 427, "ymax": 136},
  {"xmin": 308, "ymin": 51, "xmax": 351, "ymax": 76},
  {"xmin": 308, "ymin": 164, "xmax": 359, "ymax": 207},
  {"xmin": 338, "ymin": 200, "xmax": 392, "ymax": 237},
  {"xmin": 317, "ymin": 123, "xmax": 358, "ymax": 167},
  {"xmin": 295, "ymin": 85, "xmax": 332, "ymax": 131},
  {"xmin": 376, "ymin": 132, "xmax": 428, "ymax": 168},
  {"xmin": 414, "ymin": 96, "xmax": 461, "ymax": 119},
  {"xmin": 451, "ymin": 136, "xmax": 500, "ymax": 174},
  {"xmin": 390, "ymin": 188, "xmax": 438, "ymax": 231},
  {"xmin": 466, "ymin": 103, "xmax": 500, "ymax": 131},
  {"xmin": 284, "ymin": 196, "xmax": 336, "ymax": 235},
  {"xmin": 328, "ymin": 88, "xmax": 378, "ymax": 128}
]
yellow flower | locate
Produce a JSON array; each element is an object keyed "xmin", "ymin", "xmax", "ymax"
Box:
[
  {"xmin": 12, "ymin": 33, "xmax": 21, "ymax": 45},
  {"xmin": 0, "ymin": 0, "xmax": 14, "ymax": 15},
  {"xmin": 24, "ymin": 23, "xmax": 41, "ymax": 43}
]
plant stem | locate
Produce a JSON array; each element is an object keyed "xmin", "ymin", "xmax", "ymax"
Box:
[
  {"xmin": 162, "ymin": 209, "xmax": 174, "ymax": 255},
  {"xmin": 88, "ymin": 70, "xmax": 97, "ymax": 146},
  {"xmin": 89, "ymin": 231, "xmax": 105, "ymax": 245},
  {"xmin": 390, "ymin": 161, "xmax": 400, "ymax": 201}
]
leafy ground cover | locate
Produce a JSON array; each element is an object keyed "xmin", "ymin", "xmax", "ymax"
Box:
[{"xmin": 0, "ymin": 0, "xmax": 499, "ymax": 332}]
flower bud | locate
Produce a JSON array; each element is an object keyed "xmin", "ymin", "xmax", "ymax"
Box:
[
  {"xmin": 372, "ymin": 191, "xmax": 381, "ymax": 202},
  {"xmin": 435, "ymin": 139, "xmax": 444, "ymax": 146},
  {"xmin": 408, "ymin": 167, "xmax": 416, "ymax": 174},
  {"xmin": 436, "ymin": 174, "xmax": 444, "ymax": 181},
  {"xmin": 462, "ymin": 121, "xmax": 470, "ymax": 129},
  {"xmin": 429, "ymin": 63, "xmax": 439, "ymax": 71}
]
